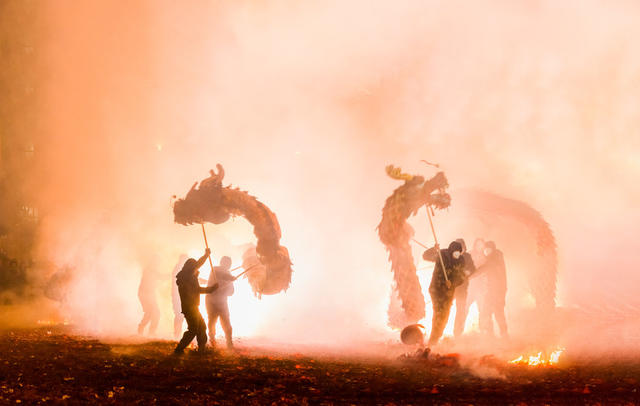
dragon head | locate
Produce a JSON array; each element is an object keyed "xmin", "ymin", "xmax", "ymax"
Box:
[
  {"xmin": 173, "ymin": 180, "xmax": 231, "ymax": 225},
  {"xmin": 422, "ymin": 171, "xmax": 451, "ymax": 210}
]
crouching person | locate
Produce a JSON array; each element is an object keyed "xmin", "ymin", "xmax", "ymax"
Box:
[
  {"xmin": 174, "ymin": 248, "xmax": 218, "ymax": 355},
  {"xmin": 423, "ymin": 240, "xmax": 468, "ymax": 347}
]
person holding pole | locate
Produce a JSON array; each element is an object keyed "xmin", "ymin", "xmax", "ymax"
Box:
[
  {"xmin": 423, "ymin": 240, "xmax": 468, "ymax": 346},
  {"xmin": 173, "ymin": 248, "xmax": 219, "ymax": 355},
  {"xmin": 172, "ymin": 254, "xmax": 189, "ymax": 339}
]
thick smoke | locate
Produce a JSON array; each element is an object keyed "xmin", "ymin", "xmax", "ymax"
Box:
[{"xmin": 19, "ymin": 1, "xmax": 640, "ymax": 351}]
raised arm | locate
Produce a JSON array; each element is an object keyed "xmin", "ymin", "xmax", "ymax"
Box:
[
  {"xmin": 194, "ymin": 248, "xmax": 211, "ymax": 270},
  {"xmin": 199, "ymin": 283, "xmax": 218, "ymax": 294}
]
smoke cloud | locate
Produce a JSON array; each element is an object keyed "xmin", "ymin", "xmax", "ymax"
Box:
[{"xmin": 17, "ymin": 1, "xmax": 640, "ymax": 352}]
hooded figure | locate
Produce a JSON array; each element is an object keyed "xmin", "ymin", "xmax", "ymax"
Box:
[
  {"xmin": 174, "ymin": 248, "xmax": 219, "ymax": 355},
  {"xmin": 477, "ymin": 241, "xmax": 508, "ymax": 338},
  {"xmin": 171, "ymin": 254, "xmax": 189, "ymax": 339},
  {"xmin": 423, "ymin": 240, "xmax": 468, "ymax": 346},
  {"xmin": 452, "ymin": 238, "xmax": 477, "ymax": 338}
]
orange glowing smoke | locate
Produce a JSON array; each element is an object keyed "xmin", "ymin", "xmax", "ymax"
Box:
[{"xmin": 23, "ymin": 0, "xmax": 640, "ymax": 346}]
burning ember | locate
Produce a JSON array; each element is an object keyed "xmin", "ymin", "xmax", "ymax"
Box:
[{"xmin": 509, "ymin": 348, "xmax": 565, "ymax": 366}]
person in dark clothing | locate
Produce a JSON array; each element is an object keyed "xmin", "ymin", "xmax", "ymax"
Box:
[
  {"xmin": 174, "ymin": 248, "xmax": 219, "ymax": 355},
  {"xmin": 206, "ymin": 256, "xmax": 237, "ymax": 349},
  {"xmin": 453, "ymin": 238, "xmax": 477, "ymax": 338},
  {"xmin": 423, "ymin": 240, "xmax": 468, "ymax": 346},
  {"xmin": 477, "ymin": 241, "xmax": 508, "ymax": 338},
  {"xmin": 172, "ymin": 254, "xmax": 188, "ymax": 339}
]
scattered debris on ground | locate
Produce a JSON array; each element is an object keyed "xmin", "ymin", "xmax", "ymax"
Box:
[{"xmin": 1, "ymin": 327, "xmax": 639, "ymax": 405}]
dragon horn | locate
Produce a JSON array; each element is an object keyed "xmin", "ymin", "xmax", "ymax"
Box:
[
  {"xmin": 216, "ymin": 163, "xmax": 225, "ymax": 181},
  {"xmin": 385, "ymin": 164, "xmax": 414, "ymax": 181}
]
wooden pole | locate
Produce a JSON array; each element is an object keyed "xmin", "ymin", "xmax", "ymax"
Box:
[
  {"xmin": 425, "ymin": 206, "xmax": 450, "ymax": 287},
  {"xmin": 215, "ymin": 264, "xmax": 261, "ymax": 291},
  {"xmin": 201, "ymin": 223, "xmax": 217, "ymax": 284},
  {"xmin": 232, "ymin": 263, "xmax": 260, "ymax": 279},
  {"xmin": 411, "ymin": 238, "xmax": 429, "ymax": 249}
]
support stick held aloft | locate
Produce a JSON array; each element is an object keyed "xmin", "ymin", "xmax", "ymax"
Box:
[
  {"xmin": 425, "ymin": 206, "xmax": 450, "ymax": 288},
  {"xmin": 233, "ymin": 263, "xmax": 260, "ymax": 280},
  {"xmin": 201, "ymin": 223, "xmax": 217, "ymax": 284}
]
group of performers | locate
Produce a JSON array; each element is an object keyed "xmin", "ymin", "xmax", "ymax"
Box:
[
  {"xmin": 423, "ymin": 237, "xmax": 508, "ymax": 347},
  {"xmin": 137, "ymin": 236, "xmax": 507, "ymax": 353},
  {"xmin": 137, "ymin": 249, "xmax": 238, "ymax": 355},
  {"xmin": 138, "ymin": 238, "xmax": 506, "ymax": 354}
]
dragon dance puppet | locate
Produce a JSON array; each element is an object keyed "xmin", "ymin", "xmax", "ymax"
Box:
[
  {"xmin": 173, "ymin": 164, "xmax": 292, "ymax": 296},
  {"xmin": 378, "ymin": 165, "xmax": 452, "ymax": 327},
  {"xmin": 378, "ymin": 165, "xmax": 558, "ymax": 329}
]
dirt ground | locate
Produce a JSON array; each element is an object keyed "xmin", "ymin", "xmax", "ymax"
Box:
[{"xmin": 1, "ymin": 327, "xmax": 639, "ymax": 405}]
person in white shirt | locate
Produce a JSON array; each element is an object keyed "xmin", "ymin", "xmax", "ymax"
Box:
[{"xmin": 205, "ymin": 256, "xmax": 237, "ymax": 349}]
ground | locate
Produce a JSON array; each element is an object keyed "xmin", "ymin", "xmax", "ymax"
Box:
[{"xmin": 1, "ymin": 327, "xmax": 639, "ymax": 405}]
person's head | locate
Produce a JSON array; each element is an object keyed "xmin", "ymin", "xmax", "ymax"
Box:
[
  {"xmin": 448, "ymin": 240, "xmax": 463, "ymax": 260},
  {"xmin": 181, "ymin": 258, "xmax": 198, "ymax": 275},
  {"xmin": 455, "ymin": 238, "xmax": 467, "ymax": 253},
  {"xmin": 220, "ymin": 256, "xmax": 232, "ymax": 270},
  {"xmin": 484, "ymin": 241, "xmax": 496, "ymax": 256},
  {"xmin": 473, "ymin": 238, "xmax": 485, "ymax": 252}
]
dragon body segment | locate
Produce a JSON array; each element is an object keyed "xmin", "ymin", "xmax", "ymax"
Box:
[
  {"xmin": 453, "ymin": 189, "xmax": 558, "ymax": 311},
  {"xmin": 377, "ymin": 166, "xmax": 451, "ymax": 327},
  {"xmin": 173, "ymin": 165, "xmax": 292, "ymax": 295}
]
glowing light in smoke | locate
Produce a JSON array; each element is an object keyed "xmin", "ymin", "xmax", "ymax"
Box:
[
  {"xmin": 37, "ymin": 319, "xmax": 70, "ymax": 326},
  {"xmin": 195, "ymin": 253, "xmax": 265, "ymax": 339},
  {"xmin": 32, "ymin": 0, "xmax": 640, "ymax": 349},
  {"xmin": 464, "ymin": 302, "xmax": 480, "ymax": 332},
  {"xmin": 509, "ymin": 348, "xmax": 565, "ymax": 366}
]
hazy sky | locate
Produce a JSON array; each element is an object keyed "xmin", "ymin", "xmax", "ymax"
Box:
[{"xmin": 25, "ymin": 1, "xmax": 640, "ymax": 347}]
